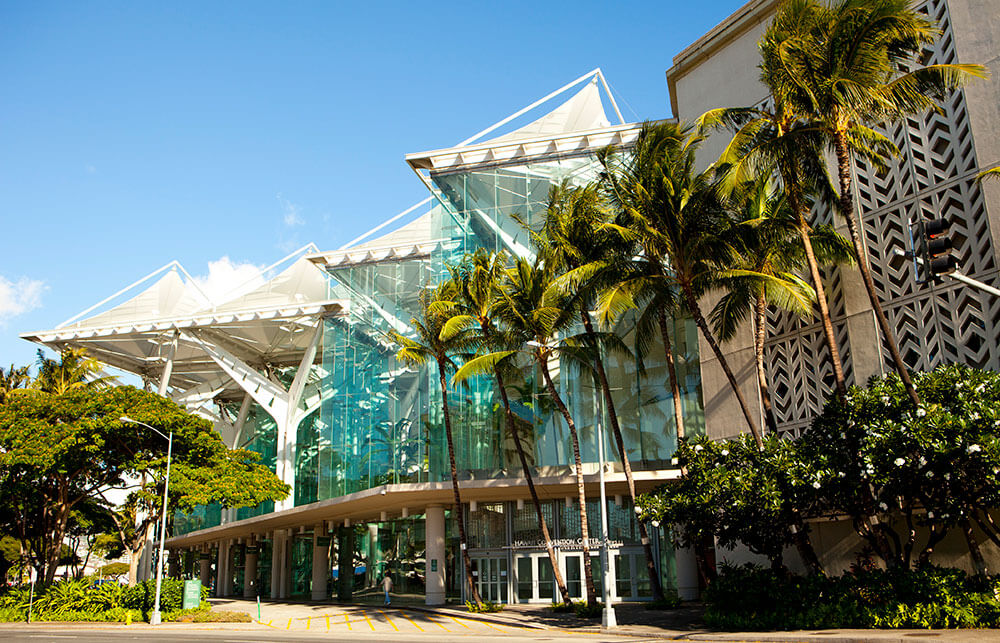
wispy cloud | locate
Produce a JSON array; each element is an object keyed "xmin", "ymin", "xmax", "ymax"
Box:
[
  {"xmin": 0, "ymin": 275, "xmax": 46, "ymax": 325},
  {"xmin": 190, "ymin": 257, "xmax": 266, "ymax": 305},
  {"xmin": 84, "ymin": 163, "xmax": 97, "ymax": 174},
  {"xmin": 277, "ymin": 194, "xmax": 304, "ymax": 227}
]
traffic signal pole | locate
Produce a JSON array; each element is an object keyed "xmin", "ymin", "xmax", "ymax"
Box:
[{"xmin": 895, "ymin": 249, "xmax": 1000, "ymax": 297}]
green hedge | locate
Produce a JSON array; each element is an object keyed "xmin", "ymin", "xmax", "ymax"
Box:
[
  {"xmin": 705, "ymin": 564, "xmax": 1000, "ymax": 629},
  {"xmin": 0, "ymin": 578, "xmax": 210, "ymax": 623}
]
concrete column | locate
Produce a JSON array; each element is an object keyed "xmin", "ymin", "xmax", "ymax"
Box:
[
  {"xmin": 217, "ymin": 540, "xmax": 231, "ymax": 597},
  {"xmin": 167, "ymin": 550, "xmax": 181, "ymax": 579},
  {"xmin": 199, "ymin": 552, "xmax": 212, "ymax": 587},
  {"xmin": 270, "ymin": 530, "xmax": 286, "ymax": 600},
  {"xmin": 337, "ymin": 526, "xmax": 355, "ymax": 602},
  {"xmin": 244, "ymin": 544, "xmax": 259, "ymax": 599},
  {"xmin": 674, "ymin": 545, "xmax": 699, "ymax": 600},
  {"xmin": 425, "ymin": 505, "xmax": 446, "ymax": 606},
  {"xmin": 312, "ymin": 525, "xmax": 330, "ymax": 601}
]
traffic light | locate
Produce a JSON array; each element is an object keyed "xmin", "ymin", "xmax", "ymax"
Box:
[{"xmin": 919, "ymin": 218, "xmax": 957, "ymax": 280}]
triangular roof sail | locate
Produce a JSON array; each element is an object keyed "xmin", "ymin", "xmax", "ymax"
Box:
[
  {"xmin": 484, "ymin": 78, "xmax": 611, "ymax": 144},
  {"xmin": 63, "ymin": 269, "xmax": 208, "ymax": 330}
]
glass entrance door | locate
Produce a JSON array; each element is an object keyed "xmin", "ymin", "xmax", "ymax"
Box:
[
  {"xmin": 513, "ymin": 552, "xmax": 556, "ymax": 603},
  {"xmin": 561, "ymin": 553, "xmax": 603, "ymax": 601},
  {"xmin": 470, "ymin": 557, "xmax": 509, "ymax": 603}
]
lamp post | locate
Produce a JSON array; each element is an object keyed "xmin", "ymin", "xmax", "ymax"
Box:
[
  {"xmin": 596, "ymin": 418, "xmax": 617, "ymax": 628},
  {"xmin": 121, "ymin": 416, "xmax": 172, "ymax": 626}
]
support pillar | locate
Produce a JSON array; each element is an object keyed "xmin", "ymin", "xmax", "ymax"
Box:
[
  {"xmin": 244, "ymin": 544, "xmax": 259, "ymax": 599},
  {"xmin": 217, "ymin": 540, "xmax": 231, "ymax": 597},
  {"xmin": 337, "ymin": 526, "xmax": 355, "ymax": 602},
  {"xmin": 675, "ymin": 545, "xmax": 699, "ymax": 600},
  {"xmin": 425, "ymin": 505, "xmax": 445, "ymax": 606},
  {"xmin": 312, "ymin": 525, "xmax": 330, "ymax": 601},
  {"xmin": 167, "ymin": 550, "xmax": 180, "ymax": 579},
  {"xmin": 271, "ymin": 530, "xmax": 286, "ymax": 600},
  {"xmin": 199, "ymin": 552, "xmax": 212, "ymax": 588}
]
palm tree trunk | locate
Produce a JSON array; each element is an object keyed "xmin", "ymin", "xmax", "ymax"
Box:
[
  {"xmin": 784, "ymin": 177, "xmax": 848, "ymax": 400},
  {"xmin": 494, "ymin": 368, "xmax": 572, "ymax": 605},
  {"xmin": 753, "ymin": 294, "xmax": 779, "ymax": 436},
  {"xmin": 537, "ymin": 351, "xmax": 598, "ymax": 606},
  {"xmin": 833, "ymin": 130, "xmax": 920, "ymax": 407},
  {"xmin": 657, "ymin": 310, "xmax": 686, "ymax": 441},
  {"xmin": 679, "ymin": 282, "xmax": 764, "ymax": 449},
  {"xmin": 437, "ymin": 361, "xmax": 482, "ymax": 607},
  {"xmin": 580, "ymin": 311, "xmax": 665, "ymax": 602}
]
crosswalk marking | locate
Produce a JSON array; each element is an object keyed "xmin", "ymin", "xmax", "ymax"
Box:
[
  {"xmin": 424, "ymin": 615, "xmax": 450, "ymax": 631},
  {"xmin": 344, "ymin": 613, "xmax": 352, "ymax": 630},
  {"xmin": 448, "ymin": 615, "xmax": 471, "ymax": 629},
  {"xmin": 325, "ymin": 614, "xmax": 330, "ymax": 630},
  {"xmin": 361, "ymin": 609, "xmax": 376, "ymax": 631},
  {"xmin": 397, "ymin": 609, "xmax": 424, "ymax": 632}
]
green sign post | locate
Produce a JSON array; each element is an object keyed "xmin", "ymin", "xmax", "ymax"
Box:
[{"xmin": 182, "ymin": 579, "xmax": 202, "ymax": 610}]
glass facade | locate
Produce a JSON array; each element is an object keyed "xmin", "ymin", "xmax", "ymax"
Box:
[{"xmin": 171, "ymin": 144, "xmax": 703, "ymax": 603}]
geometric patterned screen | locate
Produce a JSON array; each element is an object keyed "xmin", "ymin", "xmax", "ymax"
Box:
[{"xmin": 764, "ymin": 0, "xmax": 998, "ymax": 437}]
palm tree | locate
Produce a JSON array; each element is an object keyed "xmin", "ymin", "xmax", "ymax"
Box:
[
  {"xmin": 0, "ymin": 364, "xmax": 31, "ymax": 404},
  {"xmin": 712, "ymin": 177, "xmax": 853, "ymax": 434},
  {"xmin": 458, "ymin": 257, "xmax": 598, "ymax": 606},
  {"xmin": 390, "ymin": 281, "xmax": 483, "ymax": 607},
  {"xmin": 533, "ymin": 182, "xmax": 666, "ymax": 602},
  {"xmin": 603, "ymin": 121, "xmax": 766, "ymax": 449},
  {"xmin": 33, "ymin": 347, "xmax": 114, "ymax": 394},
  {"xmin": 770, "ymin": 0, "xmax": 987, "ymax": 406},
  {"xmin": 699, "ymin": 2, "xmax": 850, "ymax": 400},
  {"xmin": 444, "ymin": 248, "xmax": 573, "ymax": 605}
]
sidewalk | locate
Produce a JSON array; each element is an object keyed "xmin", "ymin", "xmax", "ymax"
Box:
[{"xmin": 207, "ymin": 597, "xmax": 1000, "ymax": 641}]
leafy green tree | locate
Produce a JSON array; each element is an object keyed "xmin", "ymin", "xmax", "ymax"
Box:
[
  {"xmin": 638, "ymin": 434, "xmax": 824, "ymax": 577},
  {"xmin": 0, "ymin": 385, "xmax": 287, "ymax": 585},
  {"xmin": 390, "ymin": 281, "xmax": 483, "ymax": 607},
  {"xmin": 766, "ymin": 0, "xmax": 987, "ymax": 407},
  {"xmin": 802, "ymin": 364, "xmax": 1000, "ymax": 575},
  {"xmin": 443, "ymin": 248, "xmax": 573, "ymax": 605},
  {"xmin": 604, "ymin": 120, "xmax": 764, "ymax": 447}
]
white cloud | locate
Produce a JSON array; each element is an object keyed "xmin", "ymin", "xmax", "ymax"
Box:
[
  {"xmin": 0, "ymin": 275, "xmax": 46, "ymax": 324},
  {"xmin": 277, "ymin": 194, "xmax": 304, "ymax": 227},
  {"xmin": 190, "ymin": 257, "xmax": 266, "ymax": 305}
]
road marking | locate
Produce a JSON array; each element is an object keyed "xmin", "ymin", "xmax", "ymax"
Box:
[
  {"xmin": 326, "ymin": 614, "xmax": 330, "ymax": 630},
  {"xmin": 345, "ymin": 612, "xmax": 353, "ymax": 630},
  {"xmin": 286, "ymin": 617, "xmax": 292, "ymax": 629},
  {"xmin": 425, "ymin": 615, "xmax": 450, "ymax": 631},
  {"xmin": 447, "ymin": 615, "xmax": 473, "ymax": 629},
  {"xmin": 361, "ymin": 609, "xmax": 376, "ymax": 631},
  {"xmin": 378, "ymin": 608, "xmax": 399, "ymax": 632},
  {"xmin": 477, "ymin": 618, "xmax": 508, "ymax": 632},
  {"xmin": 397, "ymin": 609, "xmax": 424, "ymax": 631}
]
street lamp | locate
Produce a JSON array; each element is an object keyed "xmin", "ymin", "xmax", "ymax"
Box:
[
  {"xmin": 596, "ymin": 418, "xmax": 617, "ymax": 628},
  {"xmin": 121, "ymin": 415, "xmax": 172, "ymax": 626}
]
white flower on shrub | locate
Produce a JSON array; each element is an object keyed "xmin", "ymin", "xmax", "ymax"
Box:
[
  {"xmin": 694, "ymin": 445, "xmax": 703, "ymax": 452},
  {"xmin": 721, "ymin": 450, "xmax": 729, "ymax": 456},
  {"xmin": 812, "ymin": 481, "xmax": 821, "ymax": 489},
  {"xmin": 926, "ymin": 471, "xmax": 935, "ymax": 477},
  {"xmin": 968, "ymin": 444, "xmax": 982, "ymax": 453},
  {"xmin": 879, "ymin": 502, "xmax": 889, "ymax": 511},
  {"xmin": 838, "ymin": 471, "xmax": 846, "ymax": 478},
  {"xmin": 894, "ymin": 457, "xmax": 905, "ymax": 467},
  {"xmin": 916, "ymin": 407, "xmax": 927, "ymax": 418},
  {"xmin": 928, "ymin": 511, "xmax": 935, "ymax": 519}
]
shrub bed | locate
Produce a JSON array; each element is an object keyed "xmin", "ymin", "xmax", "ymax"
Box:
[
  {"xmin": 0, "ymin": 578, "xmax": 210, "ymax": 623},
  {"xmin": 705, "ymin": 564, "xmax": 1000, "ymax": 630}
]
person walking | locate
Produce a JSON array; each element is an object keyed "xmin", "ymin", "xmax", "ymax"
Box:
[{"xmin": 382, "ymin": 574, "xmax": 393, "ymax": 605}]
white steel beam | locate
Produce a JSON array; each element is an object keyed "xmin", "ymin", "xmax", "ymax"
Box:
[{"xmin": 157, "ymin": 332, "xmax": 178, "ymax": 396}]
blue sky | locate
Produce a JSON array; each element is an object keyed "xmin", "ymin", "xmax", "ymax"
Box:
[{"xmin": 0, "ymin": 0, "xmax": 748, "ymax": 369}]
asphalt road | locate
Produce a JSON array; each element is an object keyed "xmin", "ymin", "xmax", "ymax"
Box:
[{"xmin": 0, "ymin": 626, "xmax": 655, "ymax": 643}]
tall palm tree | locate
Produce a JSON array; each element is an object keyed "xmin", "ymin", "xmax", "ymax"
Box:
[
  {"xmin": 699, "ymin": 2, "xmax": 850, "ymax": 400},
  {"xmin": 458, "ymin": 257, "xmax": 599, "ymax": 606},
  {"xmin": 443, "ymin": 248, "xmax": 573, "ymax": 605},
  {"xmin": 712, "ymin": 177, "xmax": 853, "ymax": 434},
  {"xmin": 33, "ymin": 347, "xmax": 115, "ymax": 394},
  {"xmin": 770, "ymin": 0, "xmax": 987, "ymax": 407},
  {"xmin": 533, "ymin": 182, "xmax": 666, "ymax": 602},
  {"xmin": 390, "ymin": 281, "xmax": 483, "ymax": 607},
  {"xmin": 603, "ymin": 121, "xmax": 766, "ymax": 449},
  {"xmin": 0, "ymin": 364, "xmax": 31, "ymax": 404}
]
